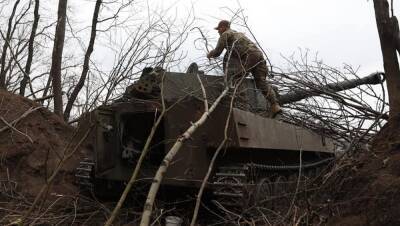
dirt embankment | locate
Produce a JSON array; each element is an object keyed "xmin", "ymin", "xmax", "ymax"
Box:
[
  {"xmin": 0, "ymin": 90, "xmax": 85, "ymax": 197},
  {"xmin": 319, "ymin": 116, "xmax": 400, "ymax": 226}
]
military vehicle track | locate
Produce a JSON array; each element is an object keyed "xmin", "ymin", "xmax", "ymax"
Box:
[
  {"xmin": 75, "ymin": 158, "xmax": 95, "ymax": 191},
  {"xmin": 212, "ymin": 158, "xmax": 334, "ymax": 212},
  {"xmin": 212, "ymin": 166, "xmax": 249, "ymax": 207}
]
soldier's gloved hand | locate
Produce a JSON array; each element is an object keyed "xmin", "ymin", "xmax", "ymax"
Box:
[{"xmin": 206, "ymin": 52, "xmax": 212, "ymax": 59}]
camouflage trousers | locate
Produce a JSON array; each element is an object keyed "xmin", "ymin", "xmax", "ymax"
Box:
[{"xmin": 223, "ymin": 51, "xmax": 278, "ymax": 106}]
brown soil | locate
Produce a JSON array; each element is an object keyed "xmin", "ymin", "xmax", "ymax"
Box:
[
  {"xmin": 316, "ymin": 115, "xmax": 400, "ymax": 226},
  {"xmin": 0, "ymin": 90, "xmax": 84, "ymax": 198}
]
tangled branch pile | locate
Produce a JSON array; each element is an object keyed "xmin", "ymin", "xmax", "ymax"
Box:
[{"xmin": 273, "ymin": 56, "xmax": 387, "ymax": 148}]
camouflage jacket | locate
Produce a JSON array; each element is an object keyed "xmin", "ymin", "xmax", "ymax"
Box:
[{"xmin": 208, "ymin": 29, "xmax": 261, "ymax": 58}]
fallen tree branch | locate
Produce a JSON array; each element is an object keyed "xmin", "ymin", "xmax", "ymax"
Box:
[
  {"xmin": 0, "ymin": 106, "xmax": 42, "ymax": 133},
  {"xmin": 139, "ymin": 86, "xmax": 229, "ymax": 226},
  {"xmin": 190, "ymin": 76, "xmax": 242, "ymax": 226},
  {"xmin": 34, "ymin": 94, "xmax": 56, "ymax": 102},
  {"xmin": 0, "ymin": 116, "xmax": 33, "ymax": 143}
]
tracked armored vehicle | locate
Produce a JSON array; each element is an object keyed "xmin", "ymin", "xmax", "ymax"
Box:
[{"xmin": 76, "ymin": 66, "xmax": 384, "ymax": 208}]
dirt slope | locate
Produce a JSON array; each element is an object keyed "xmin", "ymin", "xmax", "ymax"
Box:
[
  {"xmin": 319, "ymin": 116, "xmax": 400, "ymax": 226},
  {"xmin": 0, "ymin": 90, "xmax": 83, "ymax": 197}
]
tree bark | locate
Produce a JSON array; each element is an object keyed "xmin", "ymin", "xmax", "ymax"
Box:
[
  {"xmin": 49, "ymin": 0, "xmax": 68, "ymax": 117},
  {"xmin": 20, "ymin": 0, "xmax": 40, "ymax": 96},
  {"xmin": 392, "ymin": 16, "xmax": 400, "ymax": 53},
  {"xmin": 0, "ymin": 0, "xmax": 21, "ymax": 89},
  {"xmin": 373, "ymin": 0, "xmax": 400, "ymax": 119},
  {"xmin": 190, "ymin": 79, "xmax": 241, "ymax": 226},
  {"xmin": 63, "ymin": 0, "xmax": 102, "ymax": 121},
  {"xmin": 139, "ymin": 87, "xmax": 229, "ymax": 226}
]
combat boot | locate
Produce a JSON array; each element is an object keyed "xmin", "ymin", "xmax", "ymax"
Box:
[{"xmin": 271, "ymin": 103, "xmax": 282, "ymax": 118}]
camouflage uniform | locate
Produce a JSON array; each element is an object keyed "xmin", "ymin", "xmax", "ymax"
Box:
[{"xmin": 208, "ymin": 29, "xmax": 278, "ymax": 106}]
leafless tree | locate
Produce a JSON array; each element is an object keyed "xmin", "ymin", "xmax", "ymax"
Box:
[
  {"xmin": 0, "ymin": 0, "xmax": 21, "ymax": 88},
  {"xmin": 19, "ymin": 0, "xmax": 39, "ymax": 96},
  {"xmin": 373, "ymin": 0, "xmax": 400, "ymax": 120},
  {"xmin": 49, "ymin": 0, "xmax": 68, "ymax": 117},
  {"xmin": 63, "ymin": 0, "xmax": 102, "ymax": 121},
  {"xmin": 0, "ymin": 0, "xmax": 32, "ymax": 89}
]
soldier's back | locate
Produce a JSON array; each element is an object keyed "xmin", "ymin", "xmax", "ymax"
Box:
[{"xmin": 225, "ymin": 29, "xmax": 260, "ymax": 56}]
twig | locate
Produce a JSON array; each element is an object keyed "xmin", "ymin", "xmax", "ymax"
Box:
[
  {"xmin": 0, "ymin": 106, "xmax": 42, "ymax": 133},
  {"xmin": 195, "ymin": 69, "xmax": 208, "ymax": 111},
  {"xmin": 34, "ymin": 94, "xmax": 55, "ymax": 102},
  {"xmin": 190, "ymin": 70, "xmax": 244, "ymax": 226},
  {"xmin": 0, "ymin": 29, "xmax": 35, "ymax": 95},
  {"xmin": 190, "ymin": 27, "xmax": 211, "ymax": 52},
  {"xmin": 0, "ymin": 117, "xmax": 33, "ymax": 143}
]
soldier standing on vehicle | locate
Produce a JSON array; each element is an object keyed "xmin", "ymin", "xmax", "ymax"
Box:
[{"xmin": 207, "ymin": 20, "xmax": 282, "ymax": 117}]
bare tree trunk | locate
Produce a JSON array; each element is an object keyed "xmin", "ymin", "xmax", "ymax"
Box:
[
  {"xmin": 393, "ymin": 16, "xmax": 400, "ymax": 53},
  {"xmin": 49, "ymin": 0, "xmax": 68, "ymax": 117},
  {"xmin": 42, "ymin": 76, "xmax": 52, "ymax": 101},
  {"xmin": 190, "ymin": 79, "xmax": 242, "ymax": 226},
  {"xmin": 139, "ymin": 87, "xmax": 229, "ymax": 226},
  {"xmin": 19, "ymin": 0, "xmax": 40, "ymax": 96},
  {"xmin": 63, "ymin": 0, "xmax": 102, "ymax": 121},
  {"xmin": 0, "ymin": 0, "xmax": 21, "ymax": 89},
  {"xmin": 373, "ymin": 0, "xmax": 400, "ymax": 119}
]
